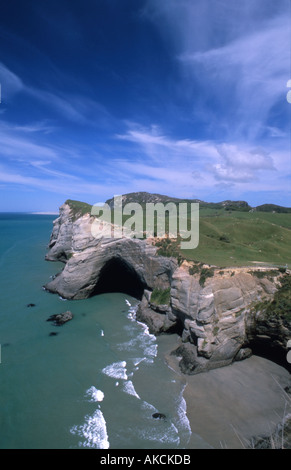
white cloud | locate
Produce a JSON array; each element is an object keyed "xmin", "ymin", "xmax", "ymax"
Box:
[
  {"xmin": 25, "ymin": 84, "xmax": 113, "ymax": 127},
  {"xmin": 0, "ymin": 121, "xmax": 58, "ymax": 162},
  {"xmin": 116, "ymin": 123, "xmax": 218, "ymax": 165},
  {"xmin": 181, "ymin": 14, "xmax": 289, "ymax": 136},
  {"xmin": 0, "ymin": 62, "xmax": 24, "ymax": 100},
  {"xmin": 13, "ymin": 121, "xmax": 56, "ymax": 134},
  {"xmin": 115, "ymin": 123, "xmax": 285, "ymax": 196},
  {"xmin": 145, "ymin": 0, "xmax": 290, "ymax": 142},
  {"xmin": 212, "ymin": 144, "xmax": 276, "ymax": 182},
  {"xmin": 0, "ymin": 164, "xmax": 121, "ymax": 199},
  {"xmin": 0, "ymin": 61, "xmax": 112, "ymax": 127}
]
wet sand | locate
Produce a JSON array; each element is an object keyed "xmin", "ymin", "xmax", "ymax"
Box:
[{"xmin": 164, "ymin": 343, "xmax": 291, "ymax": 449}]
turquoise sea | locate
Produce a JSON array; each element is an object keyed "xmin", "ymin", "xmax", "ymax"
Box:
[{"xmin": 0, "ymin": 213, "xmax": 209, "ymax": 449}]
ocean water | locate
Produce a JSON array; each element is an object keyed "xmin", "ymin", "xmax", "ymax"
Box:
[{"xmin": 0, "ymin": 213, "xmax": 208, "ymax": 449}]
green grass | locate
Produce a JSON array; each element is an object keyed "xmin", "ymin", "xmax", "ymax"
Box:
[
  {"xmin": 65, "ymin": 199, "xmax": 93, "ymax": 220},
  {"xmin": 252, "ymin": 275, "xmax": 291, "ymax": 322},
  {"xmin": 179, "ymin": 211, "xmax": 291, "ymax": 267},
  {"xmin": 151, "ymin": 287, "xmax": 171, "ymax": 305},
  {"xmin": 64, "ymin": 196, "xmax": 291, "ymax": 268}
]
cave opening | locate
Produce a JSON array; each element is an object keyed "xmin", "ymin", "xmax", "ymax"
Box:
[
  {"xmin": 248, "ymin": 339, "xmax": 291, "ymax": 373},
  {"xmin": 91, "ymin": 257, "xmax": 147, "ymax": 300}
]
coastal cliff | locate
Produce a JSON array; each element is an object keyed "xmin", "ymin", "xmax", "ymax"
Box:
[{"xmin": 45, "ymin": 200, "xmax": 291, "ymax": 375}]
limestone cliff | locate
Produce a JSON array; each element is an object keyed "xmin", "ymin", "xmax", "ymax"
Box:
[
  {"xmin": 45, "ymin": 202, "xmax": 176, "ymax": 299},
  {"xmin": 44, "ymin": 201, "xmax": 291, "ymax": 375}
]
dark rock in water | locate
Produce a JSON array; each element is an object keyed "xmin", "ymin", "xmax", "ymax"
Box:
[
  {"xmin": 136, "ymin": 297, "xmax": 177, "ymax": 335},
  {"xmin": 2, "ymin": 343, "xmax": 10, "ymax": 347},
  {"xmin": 152, "ymin": 413, "xmax": 166, "ymax": 420},
  {"xmin": 49, "ymin": 332, "xmax": 58, "ymax": 336},
  {"xmin": 27, "ymin": 303, "xmax": 36, "ymax": 307},
  {"xmin": 172, "ymin": 342, "xmax": 206, "ymax": 375},
  {"xmin": 46, "ymin": 310, "xmax": 73, "ymax": 326}
]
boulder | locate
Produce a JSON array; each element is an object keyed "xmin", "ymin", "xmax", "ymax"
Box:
[
  {"xmin": 234, "ymin": 347, "xmax": 252, "ymax": 361},
  {"xmin": 136, "ymin": 295, "xmax": 177, "ymax": 335},
  {"xmin": 46, "ymin": 310, "xmax": 73, "ymax": 326},
  {"xmin": 152, "ymin": 413, "xmax": 166, "ymax": 420}
]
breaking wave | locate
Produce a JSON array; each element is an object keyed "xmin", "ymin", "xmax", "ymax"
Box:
[
  {"xmin": 70, "ymin": 409, "xmax": 109, "ymax": 449},
  {"xmin": 102, "ymin": 361, "xmax": 128, "ymax": 380},
  {"xmin": 85, "ymin": 386, "xmax": 104, "ymax": 403}
]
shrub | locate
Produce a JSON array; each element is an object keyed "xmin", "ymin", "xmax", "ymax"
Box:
[
  {"xmin": 199, "ymin": 268, "xmax": 215, "ymax": 286},
  {"xmin": 151, "ymin": 287, "xmax": 171, "ymax": 305},
  {"xmin": 213, "ymin": 326, "xmax": 219, "ymax": 336},
  {"xmin": 219, "ymin": 234, "xmax": 230, "ymax": 243},
  {"xmin": 189, "ymin": 264, "xmax": 201, "ymax": 275},
  {"xmin": 279, "ymin": 267, "xmax": 287, "ymax": 274},
  {"xmin": 252, "ymin": 274, "xmax": 291, "ymax": 321},
  {"xmin": 249, "ymin": 270, "xmax": 278, "ymax": 279},
  {"xmin": 156, "ymin": 238, "xmax": 185, "ymax": 265}
]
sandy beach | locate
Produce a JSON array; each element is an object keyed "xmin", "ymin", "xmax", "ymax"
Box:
[{"xmin": 164, "ymin": 342, "xmax": 291, "ymax": 449}]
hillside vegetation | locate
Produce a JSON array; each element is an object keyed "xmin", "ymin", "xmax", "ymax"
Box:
[
  {"xmin": 252, "ymin": 274, "xmax": 291, "ymax": 322},
  {"xmin": 65, "ymin": 199, "xmax": 93, "ymax": 220},
  {"xmin": 65, "ymin": 193, "xmax": 291, "ymax": 268},
  {"xmin": 181, "ymin": 207, "xmax": 291, "ymax": 267}
]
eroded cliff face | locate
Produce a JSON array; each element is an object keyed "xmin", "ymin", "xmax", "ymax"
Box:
[
  {"xmin": 45, "ymin": 202, "xmax": 177, "ymax": 300},
  {"xmin": 162, "ymin": 264, "xmax": 283, "ymax": 374},
  {"xmin": 45, "ymin": 202, "xmax": 290, "ymax": 374}
]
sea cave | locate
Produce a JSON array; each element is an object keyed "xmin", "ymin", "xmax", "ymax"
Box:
[{"xmin": 91, "ymin": 256, "xmax": 147, "ymax": 300}]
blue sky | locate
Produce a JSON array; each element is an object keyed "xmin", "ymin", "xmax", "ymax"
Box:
[{"xmin": 0, "ymin": 0, "xmax": 290, "ymax": 211}]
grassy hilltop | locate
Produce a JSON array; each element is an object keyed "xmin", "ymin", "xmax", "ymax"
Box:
[
  {"xmin": 181, "ymin": 206, "xmax": 291, "ymax": 267},
  {"xmin": 65, "ymin": 193, "xmax": 291, "ymax": 268}
]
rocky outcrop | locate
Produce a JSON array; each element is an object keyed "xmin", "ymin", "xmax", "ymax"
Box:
[
  {"xmin": 46, "ymin": 310, "xmax": 73, "ymax": 326},
  {"xmin": 142, "ymin": 263, "xmax": 290, "ymax": 374},
  {"xmin": 136, "ymin": 290, "xmax": 178, "ymax": 335},
  {"xmin": 44, "ymin": 202, "xmax": 291, "ymax": 375},
  {"xmin": 45, "ymin": 202, "xmax": 176, "ymax": 300},
  {"xmin": 246, "ymin": 308, "xmax": 291, "ymax": 370}
]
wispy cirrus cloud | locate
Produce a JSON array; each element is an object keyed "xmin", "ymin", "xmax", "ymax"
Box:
[
  {"xmin": 0, "ymin": 63, "xmax": 24, "ymax": 100},
  {"xmin": 0, "ymin": 124, "xmax": 58, "ymax": 162},
  {"xmin": 114, "ymin": 121, "xmax": 287, "ymax": 200},
  {"xmin": 0, "ymin": 165, "xmax": 116, "ymax": 197},
  {"xmin": 0, "ymin": 1, "xmax": 289, "ymax": 210},
  {"xmin": 145, "ymin": 0, "xmax": 290, "ymax": 142},
  {"xmin": 180, "ymin": 15, "xmax": 289, "ymax": 140},
  {"xmin": 0, "ymin": 61, "xmax": 112, "ymax": 128},
  {"xmin": 26, "ymin": 86, "xmax": 112, "ymax": 127},
  {"xmin": 116, "ymin": 123, "xmax": 218, "ymax": 164}
]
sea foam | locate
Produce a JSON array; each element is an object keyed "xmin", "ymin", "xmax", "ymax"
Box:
[
  {"xmin": 85, "ymin": 386, "xmax": 104, "ymax": 403},
  {"xmin": 70, "ymin": 409, "xmax": 109, "ymax": 449},
  {"xmin": 102, "ymin": 361, "xmax": 128, "ymax": 380},
  {"xmin": 122, "ymin": 380, "xmax": 140, "ymax": 400},
  {"xmin": 175, "ymin": 385, "xmax": 192, "ymax": 443}
]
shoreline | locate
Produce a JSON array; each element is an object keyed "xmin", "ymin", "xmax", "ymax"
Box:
[{"xmin": 163, "ymin": 340, "xmax": 291, "ymax": 449}]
